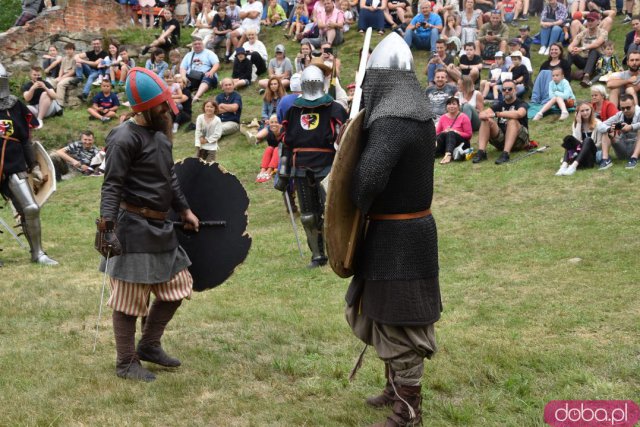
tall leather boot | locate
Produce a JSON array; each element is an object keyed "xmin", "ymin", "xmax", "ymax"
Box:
[
  {"xmin": 137, "ymin": 299, "xmax": 182, "ymax": 367},
  {"xmin": 365, "ymin": 364, "xmax": 395, "ymax": 408},
  {"xmin": 113, "ymin": 311, "xmax": 156, "ymax": 382},
  {"xmin": 369, "ymin": 384, "xmax": 422, "ymax": 427}
]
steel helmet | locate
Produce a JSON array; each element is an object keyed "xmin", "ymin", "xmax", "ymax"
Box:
[{"xmin": 125, "ymin": 67, "xmax": 179, "ymax": 115}]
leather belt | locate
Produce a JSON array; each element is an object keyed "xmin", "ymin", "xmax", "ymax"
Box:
[
  {"xmin": 120, "ymin": 201, "xmax": 168, "ymax": 221},
  {"xmin": 368, "ymin": 209, "xmax": 432, "ymax": 221}
]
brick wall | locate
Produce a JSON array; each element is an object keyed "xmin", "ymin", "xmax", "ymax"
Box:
[{"xmin": 0, "ymin": 0, "xmax": 128, "ymax": 62}]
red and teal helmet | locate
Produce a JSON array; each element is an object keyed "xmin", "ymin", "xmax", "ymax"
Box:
[{"xmin": 125, "ymin": 67, "xmax": 179, "ymax": 115}]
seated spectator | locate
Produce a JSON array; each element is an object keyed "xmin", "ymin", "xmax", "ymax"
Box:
[
  {"xmin": 556, "ymin": 101, "xmax": 601, "ymax": 175},
  {"xmin": 623, "ymin": 16, "xmax": 640, "ymax": 60},
  {"xmin": 590, "ymin": 84, "xmax": 618, "ymax": 121},
  {"xmin": 117, "ymin": 0, "xmax": 139, "ymax": 26},
  {"xmin": 230, "ymin": 0, "xmax": 263, "ymax": 48},
  {"xmin": 569, "ymin": 11, "xmax": 607, "ymax": 88},
  {"xmin": 475, "ymin": 0, "xmax": 495, "ymax": 14},
  {"xmin": 607, "ymin": 50, "xmax": 640, "ymax": 107},
  {"xmin": 499, "ymin": 0, "xmax": 521, "ymax": 23},
  {"xmin": 232, "ymin": 47, "xmax": 254, "ymax": 89},
  {"xmin": 42, "ymin": 45, "xmax": 62, "ymax": 83},
  {"xmin": 256, "ymin": 77, "xmax": 286, "ymax": 141},
  {"xmin": 585, "ymin": 0, "xmax": 615, "ymax": 19},
  {"xmin": 88, "ymin": 80, "xmax": 119, "ymax": 122},
  {"xmin": 14, "ymin": 0, "xmax": 40, "ymax": 27},
  {"xmin": 168, "ymin": 49, "xmax": 183, "ymax": 76},
  {"xmin": 426, "ymin": 39, "xmax": 455, "ymax": 85},
  {"xmin": 569, "ymin": 8, "xmax": 612, "ymax": 40},
  {"xmin": 191, "ymin": 0, "xmax": 216, "ymax": 45},
  {"xmin": 457, "ymin": 75, "xmax": 484, "ymax": 130},
  {"xmin": 163, "ymin": 71, "xmax": 184, "ymax": 117},
  {"xmin": 255, "ymin": 115, "xmax": 283, "ymax": 182},
  {"xmin": 533, "ymin": 66, "xmax": 575, "ymax": 121},
  {"xmin": 436, "ymin": 97, "xmax": 473, "ymax": 164},
  {"xmin": 233, "ymin": 28, "xmax": 268, "ymax": 76},
  {"xmin": 517, "ymin": 25, "xmax": 533, "ymax": 57},
  {"xmin": 22, "ymin": 65, "xmax": 62, "ymax": 129},
  {"xmin": 51, "ymin": 130, "xmax": 103, "ymax": 179},
  {"xmin": 195, "ymin": 99, "xmax": 223, "ymax": 161},
  {"xmin": 259, "ymin": 45, "xmax": 293, "ymax": 89},
  {"xmin": 180, "ymin": 36, "xmax": 220, "ymax": 103},
  {"xmin": 358, "ymin": 0, "xmax": 386, "ymax": 35},
  {"xmin": 263, "ymin": 0, "xmax": 288, "ymax": 25},
  {"xmin": 460, "ymin": 0, "xmax": 482, "ymax": 48},
  {"xmin": 75, "ymin": 38, "xmax": 108, "ymax": 102},
  {"xmin": 440, "ymin": 14, "xmax": 462, "ymax": 43},
  {"xmin": 473, "ymin": 79, "xmax": 529, "ymax": 164},
  {"xmin": 448, "ymin": 42, "xmax": 483, "ymax": 83},
  {"xmin": 295, "ymin": 42, "xmax": 313, "ymax": 73},
  {"xmin": 210, "ymin": 5, "xmax": 234, "ymax": 61},
  {"xmin": 505, "ymin": 38, "xmax": 533, "ymax": 73},
  {"xmin": 596, "ymin": 93, "xmax": 640, "ymax": 169},
  {"xmin": 101, "ymin": 43, "xmax": 120, "ymax": 86},
  {"xmin": 425, "ymin": 69, "xmax": 458, "ymax": 123},
  {"xmin": 285, "ymin": 3, "xmax": 309, "ymax": 39},
  {"xmin": 590, "ymin": 41, "xmax": 622, "ymax": 85},
  {"xmin": 139, "ymin": 0, "xmax": 156, "ymax": 29},
  {"xmin": 480, "ymin": 50, "xmax": 509, "ymax": 100},
  {"xmin": 141, "ymin": 9, "xmax": 181, "ymax": 55},
  {"xmin": 313, "ymin": 0, "xmax": 345, "ymax": 45},
  {"xmin": 109, "ymin": 46, "xmax": 135, "ymax": 87},
  {"xmin": 341, "ymin": 0, "xmax": 355, "ymax": 32},
  {"xmin": 174, "ymin": 75, "xmax": 194, "ymax": 131},
  {"xmin": 51, "ymin": 42, "xmax": 77, "ymax": 108},
  {"xmin": 476, "ymin": 10, "xmax": 508, "ymax": 60},
  {"xmin": 508, "ymin": 51, "xmax": 530, "ymax": 97},
  {"xmin": 439, "ymin": 0, "xmax": 460, "ymax": 26},
  {"xmin": 385, "ymin": 0, "xmax": 409, "ymax": 30},
  {"xmin": 146, "ymin": 48, "xmax": 169, "ymax": 78},
  {"xmin": 539, "ymin": 43, "xmax": 571, "ymax": 81},
  {"xmin": 188, "ymin": 0, "xmax": 205, "ymax": 27},
  {"xmin": 216, "ymin": 77, "xmax": 243, "ymax": 136},
  {"xmin": 403, "ymin": 2, "xmax": 442, "ymax": 52},
  {"xmin": 537, "ymin": 0, "xmax": 568, "ymax": 56},
  {"xmin": 227, "ymin": 0, "xmax": 242, "ymax": 31}
]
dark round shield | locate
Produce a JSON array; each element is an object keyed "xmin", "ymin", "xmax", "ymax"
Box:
[
  {"xmin": 324, "ymin": 109, "xmax": 365, "ymax": 278},
  {"xmin": 171, "ymin": 158, "xmax": 251, "ymax": 291}
]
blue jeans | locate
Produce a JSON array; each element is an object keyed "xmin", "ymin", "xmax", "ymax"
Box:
[
  {"xmin": 404, "ymin": 28, "xmax": 439, "ymax": 51},
  {"xmin": 540, "ymin": 25, "xmax": 564, "ymax": 48},
  {"xmin": 427, "ymin": 63, "xmax": 444, "ymax": 83},
  {"xmin": 76, "ymin": 63, "xmax": 100, "ymax": 95}
]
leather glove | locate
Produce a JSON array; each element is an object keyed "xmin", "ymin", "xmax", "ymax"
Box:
[
  {"xmin": 31, "ymin": 164, "xmax": 45, "ymax": 192},
  {"xmin": 95, "ymin": 218, "xmax": 122, "ymax": 258},
  {"xmin": 273, "ymin": 175, "xmax": 289, "ymax": 192}
]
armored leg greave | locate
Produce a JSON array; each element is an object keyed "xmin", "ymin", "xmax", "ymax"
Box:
[
  {"xmin": 295, "ymin": 173, "xmax": 327, "ymax": 267},
  {"xmin": 7, "ymin": 174, "xmax": 57, "ymax": 265}
]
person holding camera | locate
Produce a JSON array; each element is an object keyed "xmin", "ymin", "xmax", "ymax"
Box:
[
  {"xmin": 596, "ymin": 93, "xmax": 640, "ymax": 169},
  {"xmin": 403, "ymin": 1, "xmax": 442, "ymax": 52},
  {"xmin": 21, "ymin": 65, "xmax": 62, "ymax": 130}
]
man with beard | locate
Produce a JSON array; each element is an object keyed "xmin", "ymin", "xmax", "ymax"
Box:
[
  {"xmin": 96, "ymin": 67, "xmax": 200, "ymax": 382},
  {"xmin": 607, "ymin": 50, "xmax": 640, "ymax": 107},
  {"xmin": 473, "ymin": 79, "xmax": 529, "ymax": 165},
  {"xmin": 0, "ymin": 63, "xmax": 58, "ymax": 267},
  {"xmin": 345, "ymin": 33, "xmax": 441, "ymax": 427},
  {"xmin": 425, "ymin": 68, "xmax": 457, "ymax": 124},
  {"xmin": 275, "ymin": 65, "xmax": 348, "ymax": 268}
]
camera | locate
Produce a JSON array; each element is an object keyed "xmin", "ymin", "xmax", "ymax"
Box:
[
  {"xmin": 614, "ymin": 122, "xmax": 624, "ymax": 131},
  {"xmin": 488, "ymin": 31, "xmax": 494, "ymax": 36},
  {"xmin": 36, "ymin": 77, "xmax": 43, "ymax": 81}
]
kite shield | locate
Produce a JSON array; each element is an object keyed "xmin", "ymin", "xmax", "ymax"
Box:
[
  {"xmin": 29, "ymin": 141, "xmax": 56, "ymax": 206},
  {"xmin": 171, "ymin": 158, "xmax": 251, "ymax": 291},
  {"xmin": 324, "ymin": 109, "xmax": 365, "ymax": 278}
]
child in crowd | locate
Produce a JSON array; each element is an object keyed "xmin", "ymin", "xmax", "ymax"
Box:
[
  {"xmin": 52, "ymin": 43, "xmax": 77, "ymax": 107},
  {"xmin": 145, "ymin": 48, "xmax": 169, "ymax": 78},
  {"xmin": 480, "ymin": 51, "xmax": 510, "ymax": 100},
  {"xmin": 168, "ymin": 49, "xmax": 182, "ymax": 76},
  {"xmin": 163, "ymin": 70, "xmax": 184, "ymax": 105},
  {"xmin": 255, "ymin": 115, "xmax": 283, "ymax": 183},
  {"xmin": 88, "ymin": 80, "xmax": 120, "ymax": 122},
  {"xmin": 109, "ymin": 46, "xmax": 135, "ymax": 87},
  {"xmin": 264, "ymin": 0, "xmax": 287, "ymax": 26},
  {"xmin": 226, "ymin": 0, "xmax": 242, "ymax": 30},
  {"xmin": 508, "ymin": 51, "xmax": 530, "ymax": 97},
  {"xmin": 341, "ymin": 0, "xmax": 354, "ymax": 32},
  {"xmin": 285, "ymin": 3, "xmax": 308, "ymax": 39},
  {"xmin": 517, "ymin": 25, "xmax": 532, "ymax": 57},
  {"xmin": 534, "ymin": 66, "xmax": 576, "ymax": 121},
  {"xmin": 42, "ymin": 45, "xmax": 62, "ymax": 83},
  {"xmin": 232, "ymin": 47, "xmax": 253, "ymax": 89},
  {"xmin": 591, "ymin": 41, "xmax": 623, "ymax": 85},
  {"xmin": 195, "ymin": 99, "xmax": 222, "ymax": 162},
  {"xmin": 499, "ymin": 0, "xmax": 517, "ymax": 23},
  {"xmin": 94, "ymin": 54, "xmax": 112, "ymax": 87},
  {"xmin": 139, "ymin": 0, "xmax": 156, "ymax": 29}
]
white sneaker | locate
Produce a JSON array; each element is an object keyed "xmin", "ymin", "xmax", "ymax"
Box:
[
  {"xmin": 35, "ymin": 118, "xmax": 44, "ymax": 129},
  {"xmin": 538, "ymin": 46, "xmax": 546, "ymax": 55},
  {"xmin": 559, "ymin": 110, "xmax": 569, "ymax": 120},
  {"xmin": 555, "ymin": 163, "xmax": 568, "ymax": 176},
  {"xmin": 533, "ymin": 112, "xmax": 543, "ymax": 121},
  {"xmin": 92, "ymin": 76, "xmax": 103, "ymax": 86},
  {"xmin": 172, "ymin": 122, "xmax": 179, "ymax": 133},
  {"xmin": 563, "ymin": 163, "xmax": 578, "ymax": 176}
]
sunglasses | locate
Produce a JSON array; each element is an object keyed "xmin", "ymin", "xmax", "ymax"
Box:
[
  {"xmin": 586, "ymin": 18, "xmax": 596, "ymax": 22},
  {"xmin": 621, "ymin": 106, "xmax": 634, "ymax": 111},
  {"xmin": 502, "ymin": 87, "xmax": 514, "ymax": 92}
]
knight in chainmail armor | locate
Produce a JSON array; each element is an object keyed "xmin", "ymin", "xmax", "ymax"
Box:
[
  {"xmin": 0, "ymin": 63, "xmax": 58, "ymax": 267},
  {"xmin": 276, "ymin": 65, "xmax": 348, "ymax": 268},
  {"xmin": 345, "ymin": 33, "xmax": 442, "ymax": 427}
]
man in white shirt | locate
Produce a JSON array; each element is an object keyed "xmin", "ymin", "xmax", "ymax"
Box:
[{"xmin": 231, "ymin": 0, "xmax": 263, "ymax": 46}]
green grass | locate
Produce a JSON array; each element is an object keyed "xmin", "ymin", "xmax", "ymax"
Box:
[{"xmin": 0, "ymin": 16, "xmax": 639, "ymax": 427}]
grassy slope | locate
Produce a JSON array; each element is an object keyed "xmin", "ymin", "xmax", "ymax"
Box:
[{"xmin": 0, "ymin": 16, "xmax": 638, "ymax": 427}]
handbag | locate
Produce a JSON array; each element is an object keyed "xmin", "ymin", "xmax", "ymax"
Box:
[{"xmin": 187, "ymin": 52, "xmax": 205, "ymax": 86}]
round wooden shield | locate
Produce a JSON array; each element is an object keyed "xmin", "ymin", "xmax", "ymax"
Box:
[
  {"xmin": 171, "ymin": 158, "xmax": 251, "ymax": 291},
  {"xmin": 324, "ymin": 109, "xmax": 365, "ymax": 278}
]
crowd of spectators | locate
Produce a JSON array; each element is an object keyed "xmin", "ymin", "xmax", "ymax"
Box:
[{"xmin": 10, "ymin": 0, "xmax": 640, "ymax": 176}]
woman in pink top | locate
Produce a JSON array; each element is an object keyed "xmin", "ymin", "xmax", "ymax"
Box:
[{"xmin": 435, "ymin": 97, "xmax": 473, "ymax": 164}]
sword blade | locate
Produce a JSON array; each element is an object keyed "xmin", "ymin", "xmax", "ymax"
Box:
[
  {"xmin": 349, "ymin": 27, "xmax": 373, "ymax": 121},
  {"xmin": 284, "ymin": 191, "xmax": 304, "ymax": 258},
  {"xmin": 0, "ymin": 217, "xmax": 27, "ymax": 250}
]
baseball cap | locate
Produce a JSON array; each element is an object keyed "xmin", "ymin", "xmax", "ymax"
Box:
[
  {"xmin": 586, "ymin": 11, "xmax": 600, "ymax": 21},
  {"xmin": 508, "ymin": 38, "xmax": 522, "ymax": 45},
  {"xmin": 519, "ymin": 25, "xmax": 530, "ymax": 31},
  {"xmin": 235, "ymin": 47, "xmax": 246, "ymax": 55},
  {"xmin": 510, "ymin": 50, "xmax": 523, "ymax": 58},
  {"xmin": 275, "ymin": 44, "xmax": 285, "ymax": 53},
  {"xmin": 494, "ymin": 51, "xmax": 504, "ymax": 58}
]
